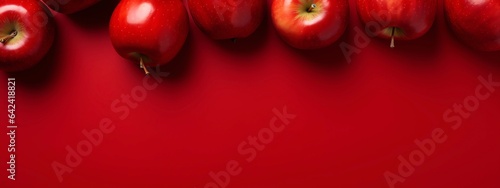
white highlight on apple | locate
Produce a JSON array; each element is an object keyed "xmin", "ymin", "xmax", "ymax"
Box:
[
  {"xmin": 4, "ymin": 39, "xmax": 26, "ymax": 51},
  {"xmin": 127, "ymin": 2, "xmax": 154, "ymax": 25},
  {"xmin": 283, "ymin": 0, "xmax": 292, "ymax": 7},
  {"xmin": 468, "ymin": 0, "xmax": 487, "ymax": 6},
  {"xmin": 0, "ymin": 5, "xmax": 27, "ymax": 15},
  {"xmin": 303, "ymin": 13, "xmax": 325, "ymax": 26}
]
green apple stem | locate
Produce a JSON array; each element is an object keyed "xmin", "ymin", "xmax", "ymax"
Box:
[
  {"xmin": 0, "ymin": 30, "xmax": 18, "ymax": 44},
  {"xmin": 390, "ymin": 27, "xmax": 395, "ymax": 48},
  {"xmin": 307, "ymin": 4, "xmax": 317, "ymax": 12},
  {"xmin": 140, "ymin": 57, "xmax": 150, "ymax": 75}
]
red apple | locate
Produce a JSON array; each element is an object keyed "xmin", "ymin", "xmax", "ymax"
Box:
[
  {"xmin": 271, "ymin": 0, "xmax": 349, "ymax": 49},
  {"xmin": 42, "ymin": 0, "xmax": 102, "ymax": 14},
  {"xmin": 187, "ymin": 0, "xmax": 265, "ymax": 40},
  {"xmin": 444, "ymin": 0, "xmax": 500, "ymax": 51},
  {"xmin": 0, "ymin": 0, "xmax": 55, "ymax": 72},
  {"xmin": 356, "ymin": 0, "xmax": 437, "ymax": 48},
  {"xmin": 109, "ymin": 0, "xmax": 189, "ymax": 74}
]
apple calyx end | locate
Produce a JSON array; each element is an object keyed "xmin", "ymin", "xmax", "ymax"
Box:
[
  {"xmin": 390, "ymin": 27, "xmax": 395, "ymax": 48},
  {"xmin": 307, "ymin": 4, "xmax": 317, "ymax": 13},
  {"xmin": 0, "ymin": 30, "xmax": 18, "ymax": 44},
  {"xmin": 139, "ymin": 57, "xmax": 150, "ymax": 75}
]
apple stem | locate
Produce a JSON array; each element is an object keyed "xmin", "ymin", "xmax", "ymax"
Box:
[
  {"xmin": 231, "ymin": 38, "xmax": 237, "ymax": 44},
  {"xmin": 0, "ymin": 30, "xmax": 18, "ymax": 44},
  {"xmin": 140, "ymin": 57, "xmax": 150, "ymax": 75},
  {"xmin": 307, "ymin": 4, "xmax": 317, "ymax": 12},
  {"xmin": 390, "ymin": 27, "xmax": 395, "ymax": 48}
]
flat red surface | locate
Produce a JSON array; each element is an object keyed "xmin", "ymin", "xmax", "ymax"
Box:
[{"xmin": 2, "ymin": 0, "xmax": 500, "ymax": 187}]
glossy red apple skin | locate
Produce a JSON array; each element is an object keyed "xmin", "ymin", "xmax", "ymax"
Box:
[
  {"xmin": 0, "ymin": 0, "xmax": 55, "ymax": 72},
  {"xmin": 42, "ymin": 0, "xmax": 102, "ymax": 14},
  {"xmin": 444, "ymin": 0, "xmax": 500, "ymax": 51},
  {"xmin": 109, "ymin": 0, "xmax": 189, "ymax": 67},
  {"xmin": 187, "ymin": 0, "xmax": 265, "ymax": 40},
  {"xmin": 271, "ymin": 0, "xmax": 349, "ymax": 49},
  {"xmin": 356, "ymin": 0, "xmax": 437, "ymax": 40}
]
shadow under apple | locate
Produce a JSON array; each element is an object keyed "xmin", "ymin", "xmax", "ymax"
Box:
[
  {"xmin": 377, "ymin": 21, "xmax": 441, "ymax": 67},
  {"xmin": 271, "ymin": 22, "xmax": 351, "ymax": 74},
  {"xmin": 209, "ymin": 12, "xmax": 271, "ymax": 58},
  {"xmin": 160, "ymin": 30, "xmax": 195, "ymax": 82},
  {"xmin": 124, "ymin": 30, "xmax": 195, "ymax": 83},
  {"xmin": 65, "ymin": 0, "xmax": 120, "ymax": 31}
]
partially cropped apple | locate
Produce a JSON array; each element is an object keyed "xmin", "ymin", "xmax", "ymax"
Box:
[
  {"xmin": 42, "ymin": 0, "xmax": 102, "ymax": 14},
  {"xmin": 444, "ymin": 0, "xmax": 500, "ymax": 51},
  {"xmin": 271, "ymin": 0, "xmax": 349, "ymax": 49},
  {"xmin": 109, "ymin": 0, "xmax": 189, "ymax": 75},
  {"xmin": 0, "ymin": 0, "xmax": 55, "ymax": 72},
  {"xmin": 356, "ymin": 0, "xmax": 437, "ymax": 48},
  {"xmin": 187, "ymin": 0, "xmax": 265, "ymax": 40}
]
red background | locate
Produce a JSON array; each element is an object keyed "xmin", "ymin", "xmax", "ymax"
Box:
[{"xmin": 2, "ymin": 0, "xmax": 500, "ymax": 187}]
